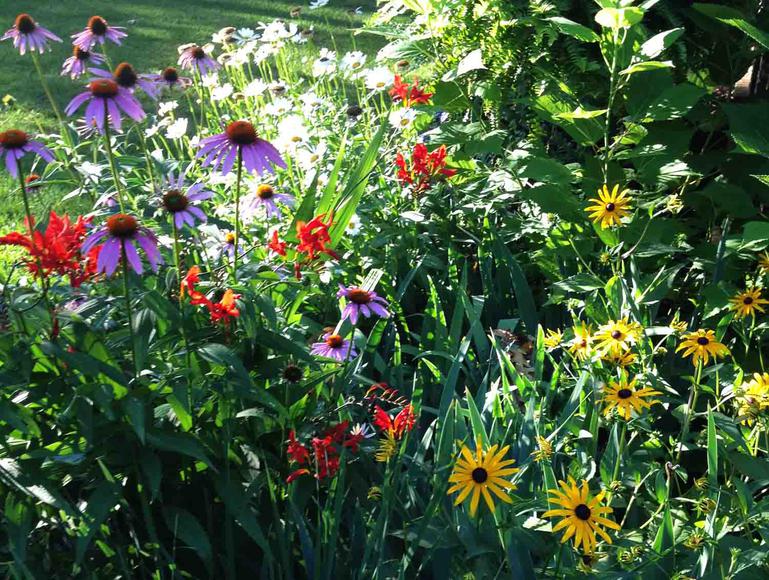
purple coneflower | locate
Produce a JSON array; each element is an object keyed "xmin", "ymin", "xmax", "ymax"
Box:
[
  {"xmin": 0, "ymin": 130, "xmax": 54, "ymax": 177},
  {"xmin": 244, "ymin": 183, "xmax": 294, "ymax": 219},
  {"xmin": 161, "ymin": 173, "xmax": 213, "ymax": 229},
  {"xmin": 81, "ymin": 214, "xmax": 162, "ymax": 276},
  {"xmin": 90, "ymin": 62, "xmax": 160, "ymax": 100},
  {"xmin": 220, "ymin": 231, "xmax": 241, "ymax": 261},
  {"xmin": 61, "ymin": 45, "xmax": 104, "ymax": 79},
  {"xmin": 310, "ymin": 332, "xmax": 357, "ymax": 361},
  {"xmin": 65, "ymin": 78, "xmax": 145, "ymax": 132},
  {"xmin": 146, "ymin": 67, "xmax": 192, "ymax": 91},
  {"xmin": 197, "ymin": 121, "xmax": 285, "ymax": 175},
  {"xmin": 177, "ymin": 44, "xmax": 220, "ymax": 76},
  {"xmin": 337, "ymin": 285, "xmax": 390, "ymax": 325},
  {"xmin": 72, "ymin": 16, "xmax": 126, "ymax": 51},
  {"xmin": 2, "ymin": 13, "xmax": 61, "ymax": 55}
]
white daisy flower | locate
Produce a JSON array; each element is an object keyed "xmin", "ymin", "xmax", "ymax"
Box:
[
  {"xmin": 296, "ymin": 141, "xmax": 328, "ymax": 171},
  {"xmin": 388, "ymin": 108, "xmax": 418, "ymax": 130},
  {"xmin": 211, "ymin": 83, "xmax": 234, "ymax": 101},
  {"xmin": 312, "ymin": 48, "xmax": 337, "ymax": 77},
  {"xmin": 243, "ymin": 78, "xmax": 268, "ymax": 98},
  {"xmin": 165, "ymin": 117, "xmax": 188, "ymax": 140},
  {"xmin": 276, "ymin": 116, "xmax": 310, "ymax": 152},
  {"xmin": 310, "ymin": 0, "xmax": 330, "ymax": 9},
  {"xmin": 234, "ymin": 28, "xmax": 259, "ymax": 43},
  {"xmin": 264, "ymin": 96, "xmax": 293, "ymax": 116},
  {"xmin": 340, "ymin": 51, "xmax": 366, "ymax": 73},
  {"xmin": 158, "ymin": 101, "xmax": 179, "ymax": 116},
  {"xmin": 346, "ymin": 213, "xmax": 362, "ymax": 236},
  {"xmin": 364, "ymin": 66, "xmax": 394, "ymax": 91}
]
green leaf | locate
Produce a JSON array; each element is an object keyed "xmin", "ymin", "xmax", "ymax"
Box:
[
  {"xmin": 693, "ymin": 3, "xmax": 769, "ymax": 50},
  {"xmin": 635, "ymin": 83, "xmax": 706, "ymax": 122},
  {"xmin": 707, "ymin": 407, "xmax": 718, "ymax": 493},
  {"xmin": 724, "ymin": 103, "xmax": 769, "ymax": 156},
  {"xmin": 640, "ymin": 28, "xmax": 684, "ymax": 58},
  {"xmin": 546, "ymin": 17, "xmax": 600, "ymax": 43},
  {"xmin": 595, "ymin": 7, "xmax": 644, "ymax": 29},
  {"xmin": 620, "ymin": 60, "xmax": 674, "ymax": 75},
  {"xmin": 146, "ymin": 430, "xmax": 215, "ymax": 470},
  {"xmin": 163, "ymin": 507, "xmax": 213, "ymax": 570},
  {"xmin": 76, "ymin": 482, "xmax": 120, "ymax": 564}
]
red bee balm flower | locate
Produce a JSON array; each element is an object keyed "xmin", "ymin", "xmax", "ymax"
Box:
[
  {"xmin": 389, "ymin": 75, "xmax": 433, "ymax": 107},
  {"xmin": 180, "ymin": 265, "xmax": 240, "ymax": 325},
  {"xmin": 396, "ymin": 143, "xmax": 456, "ymax": 193},
  {"xmin": 0, "ymin": 211, "xmax": 97, "ymax": 287},
  {"xmin": 268, "ymin": 230, "xmax": 287, "ymax": 256}
]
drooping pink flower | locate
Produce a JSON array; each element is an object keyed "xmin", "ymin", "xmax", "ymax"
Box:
[
  {"xmin": 72, "ymin": 16, "xmax": 126, "ymax": 51},
  {"xmin": 0, "ymin": 129, "xmax": 53, "ymax": 177},
  {"xmin": 65, "ymin": 78, "xmax": 145, "ymax": 132},
  {"xmin": 310, "ymin": 332, "xmax": 357, "ymax": 361},
  {"xmin": 81, "ymin": 214, "xmax": 162, "ymax": 276},
  {"xmin": 337, "ymin": 285, "xmax": 390, "ymax": 325},
  {"xmin": 2, "ymin": 13, "xmax": 61, "ymax": 55},
  {"xmin": 197, "ymin": 120, "xmax": 285, "ymax": 175},
  {"xmin": 61, "ymin": 45, "xmax": 105, "ymax": 79}
]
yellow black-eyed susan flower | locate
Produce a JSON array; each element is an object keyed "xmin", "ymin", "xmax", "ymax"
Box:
[
  {"xmin": 447, "ymin": 440, "xmax": 519, "ymax": 517},
  {"xmin": 544, "ymin": 477, "xmax": 621, "ymax": 553},
  {"xmin": 543, "ymin": 329, "xmax": 563, "ymax": 350},
  {"xmin": 729, "ymin": 288, "xmax": 769, "ymax": 319},
  {"xmin": 568, "ymin": 322, "xmax": 593, "ymax": 360},
  {"xmin": 602, "ymin": 375, "xmax": 661, "ymax": 420},
  {"xmin": 602, "ymin": 350, "xmax": 637, "ymax": 368},
  {"xmin": 594, "ymin": 318, "xmax": 642, "ymax": 355},
  {"xmin": 586, "ymin": 184, "xmax": 632, "ymax": 229},
  {"xmin": 736, "ymin": 373, "xmax": 769, "ymax": 425},
  {"xmin": 676, "ymin": 329, "xmax": 729, "ymax": 367},
  {"xmin": 758, "ymin": 251, "xmax": 769, "ymax": 274}
]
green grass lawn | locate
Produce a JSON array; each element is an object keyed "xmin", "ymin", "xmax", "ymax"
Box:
[
  {"xmin": 0, "ymin": 0, "xmax": 379, "ymax": 230},
  {"xmin": 0, "ymin": 0, "xmax": 377, "ymax": 114}
]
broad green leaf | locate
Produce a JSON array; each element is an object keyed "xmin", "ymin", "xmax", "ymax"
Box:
[
  {"xmin": 723, "ymin": 103, "xmax": 769, "ymax": 156},
  {"xmin": 163, "ymin": 507, "xmax": 213, "ymax": 570},
  {"xmin": 640, "ymin": 28, "xmax": 684, "ymax": 58},
  {"xmin": 595, "ymin": 7, "xmax": 644, "ymax": 29},
  {"xmin": 546, "ymin": 17, "xmax": 600, "ymax": 43},
  {"xmin": 693, "ymin": 3, "xmax": 769, "ymax": 49},
  {"xmin": 620, "ymin": 60, "xmax": 674, "ymax": 75}
]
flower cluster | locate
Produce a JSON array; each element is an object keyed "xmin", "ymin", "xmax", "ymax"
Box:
[
  {"xmin": 395, "ymin": 143, "xmax": 456, "ymax": 194},
  {"xmin": 180, "ymin": 266, "xmax": 240, "ymax": 326},
  {"xmin": 372, "ymin": 404, "xmax": 416, "ymax": 462},
  {"xmin": 286, "ymin": 421, "xmax": 365, "ymax": 482},
  {"xmin": 0, "ymin": 211, "xmax": 97, "ymax": 287}
]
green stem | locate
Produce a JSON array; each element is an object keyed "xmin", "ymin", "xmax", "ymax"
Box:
[
  {"xmin": 16, "ymin": 159, "xmax": 53, "ymax": 327},
  {"xmin": 676, "ymin": 361, "xmax": 703, "ymax": 464},
  {"xmin": 31, "ymin": 52, "xmax": 64, "ymax": 126},
  {"xmin": 233, "ymin": 148, "xmax": 243, "ymax": 282},
  {"xmin": 121, "ymin": 243, "xmax": 139, "ymax": 377},
  {"xmin": 606, "ymin": 420, "xmax": 628, "ymax": 504},
  {"xmin": 103, "ymin": 108, "xmax": 127, "ymax": 212}
]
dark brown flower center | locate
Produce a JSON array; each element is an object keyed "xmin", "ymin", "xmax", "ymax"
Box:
[
  {"xmin": 163, "ymin": 189, "xmax": 189, "ymax": 213},
  {"xmin": 0, "ymin": 129, "xmax": 29, "ymax": 149},
  {"xmin": 611, "ymin": 330, "xmax": 623, "ymax": 340},
  {"xmin": 89, "ymin": 79, "xmax": 119, "ymax": 98},
  {"xmin": 348, "ymin": 288, "xmax": 372, "ymax": 305},
  {"xmin": 697, "ymin": 336, "xmax": 710, "ymax": 346},
  {"xmin": 225, "ymin": 232, "xmax": 236, "ymax": 244},
  {"xmin": 471, "ymin": 467, "xmax": 488, "ymax": 483},
  {"xmin": 574, "ymin": 504, "xmax": 591, "ymax": 521},
  {"xmin": 162, "ymin": 67, "xmax": 179, "ymax": 83},
  {"xmin": 396, "ymin": 59, "xmax": 410, "ymax": 68},
  {"xmin": 347, "ymin": 105, "xmax": 363, "ymax": 117},
  {"xmin": 106, "ymin": 214, "xmax": 138, "ymax": 238},
  {"xmin": 88, "ymin": 16, "xmax": 108, "ymax": 36},
  {"xmin": 580, "ymin": 339, "xmax": 588, "ymax": 347},
  {"xmin": 226, "ymin": 121, "xmax": 257, "ymax": 146},
  {"xmin": 605, "ymin": 202, "xmax": 616, "ymax": 212},
  {"xmin": 282, "ymin": 364, "xmax": 303, "ymax": 382},
  {"xmin": 192, "ymin": 46, "xmax": 206, "ymax": 60},
  {"xmin": 73, "ymin": 46, "xmax": 90, "ymax": 60},
  {"xmin": 744, "ymin": 297, "xmax": 754, "ymax": 305},
  {"xmin": 617, "ymin": 388, "xmax": 633, "ymax": 400},
  {"xmin": 257, "ymin": 184, "xmax": 274, "ymax": 199},
  {"xmin": 15, "ymin": 14, "xmax": 36, "ymax": 34},
  {"xmin": 113, "ymin": 62, "xmax": 138, "ymax": 88},
  {"xmin": 325, "ymin": 334, "xmax": 344, "ymax": 348}
]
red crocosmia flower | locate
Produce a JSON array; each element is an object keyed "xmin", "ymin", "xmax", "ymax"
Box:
[
  {"xmin": 373, "ymin": 404, "xmax": 416, "ymax": 440},
  {"xmin": 296, "ymin": 213, "xmax": 339, "ymax": 262},
  {"xmin": 325, "ymin": 420, "xmax": 350, "ymax": 444},
  {"xmin": 312, "ymin": 436, "xmax": 341, "ymax": 480},
  {"xmin": 343, "ymin": 432, "xmax": 364, "ymax": 453},
  {"xmin": 286, "ymin": 468, "xmax": 310, "ymax": 483},
  {"xmin": 207, "ymin": 289, "xmax": 241, "ymax": 324},
  {"xmin": 180, "ymin": 265, "xmax": 201, "ymax": 299},
  {"xmin": 389, "ymin": 75, "xmax": 433, "ymax": 107},
  {"xmin": 287, "ymin": 430, "xmax": 310, "ymax": 464},
  {"xmin": 396, "ymin": 143, "xmax": 455, "ymax": 194},
  {"xmin": 0, "ymin": 211, "xmax": 96, "ymax": 287},
  {"xmin": 180, "ymin": 265, "xmax": 240, "ymax": 325},
  {"xmin": 268, "ymin": 229, "xmax": 287, "ymax": 256}
]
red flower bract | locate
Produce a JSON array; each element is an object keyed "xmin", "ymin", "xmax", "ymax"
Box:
[
  {"xmin": 0, "ymin": 211, "xmax": 97, "ymax": 287},
  {"xmin": 373, "ymin": 404, "xmax": 416, "ymax": 440},
  {"xmin": 180, "ymin": 266, "xmax": 240, "ymax": 326},
  {"xmin": 268, "ymin": 230, "xmax": 287, "ymax": 256},
  {"xmin": 395, "ymin": 143, "xmax": 456, "ymax": 194}
]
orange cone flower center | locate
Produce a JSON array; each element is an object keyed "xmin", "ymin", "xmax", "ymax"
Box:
[
  {"xmin": 325, "ymin": 334, "xmax": 344, "ymax": 348},
  {"xmin": 162, "ymin": 67, "xmax": 179, "ymax": 83},
  {"xmin": 114, "ymin": 62, "xmax": 138, "ymax": 88},
  {"xmin": 347, "ymin": 288, "xmax": 372, "ymax": 305},
  {"xmin": 90, "ymin": 79, "xmax": 119, "ymax": 98},
  {"xmin": 257, "ymin": 184, "xmax": 274, "ymax": 199},
  {"xmin": 163, "ymin": 189, "xmax": 189, "ymax": 213},
  {"xmin": 226, "ymin": 121, "xmax": 258, "ymax": 146},
  {"xmin": 15, "ymin": 14, "xmax": 36, "ymax": 34},
  {"xmin": 88, "ymin": 16, "xmax": 108, "ymax": 36},
  {"xmin": 106, "ymin": 214, "xmax": 139, "ymax": 238},
  {"xmin": 0, "ymin": 129, "xmax": 29, "ymax": 149}
]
